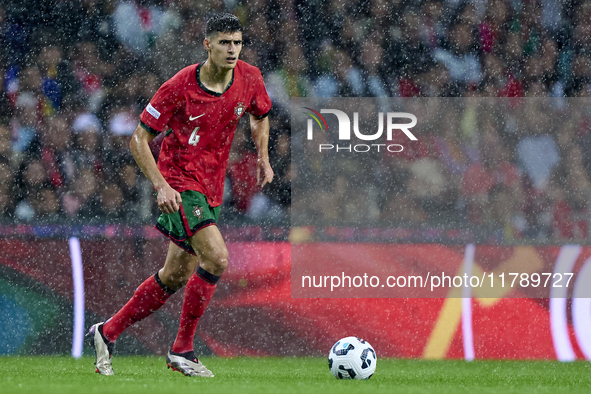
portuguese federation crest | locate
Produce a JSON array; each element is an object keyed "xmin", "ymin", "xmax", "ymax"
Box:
[
  {"xmin": 234, "ymin": 102, "xmax": 246, "ymax": 119},
  {"xmin": 192, "ymin": 205, "xmax": 204, "ymax": 220}
]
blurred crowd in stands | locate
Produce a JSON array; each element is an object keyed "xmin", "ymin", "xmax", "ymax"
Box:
[{"xmin": 0, "ymin": 0, "xmax": 590, "ymax": 242}]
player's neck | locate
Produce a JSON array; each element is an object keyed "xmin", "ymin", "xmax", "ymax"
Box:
[{"xmin": 200, "ymin": 59, "xmax": 233, "ymax": 93}]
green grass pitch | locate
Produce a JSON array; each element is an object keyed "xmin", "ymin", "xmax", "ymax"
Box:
[{"xmin": 0, "ymin": 356, "xmax": 590, "ymax": 394}]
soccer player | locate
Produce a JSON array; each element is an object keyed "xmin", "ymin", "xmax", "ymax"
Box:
[{"xmin": 88, "ymin": 13, "xmax": 273, "ymax": 377}]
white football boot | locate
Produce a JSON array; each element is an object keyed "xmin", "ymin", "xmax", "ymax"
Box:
[
  {"xmin": 87, "ymin": 322, "xmax": 114, "ymax": 375},
  {"xmin": 166, "ymin": 349, "xmax": 214, "ymax": 377}
]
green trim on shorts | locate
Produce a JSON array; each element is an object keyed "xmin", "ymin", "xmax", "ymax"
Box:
[{"xmin": 155, "ymin": 190, "xmax": 220, "ymax": 255}]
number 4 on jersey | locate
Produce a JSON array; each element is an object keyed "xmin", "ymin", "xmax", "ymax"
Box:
[{"xmin": 189, "ymin": 127, "xmax": 200, "ymax": 146}]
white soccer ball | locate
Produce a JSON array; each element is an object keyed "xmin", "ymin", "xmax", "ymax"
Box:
[{"xmin": 328, "ymin": 336, "xmax": 377, "ymax": 380}]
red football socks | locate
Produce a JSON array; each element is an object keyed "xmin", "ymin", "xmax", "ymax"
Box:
[
  {"xmin": 102, "ymin": 273, "xmax": 175, "ymax": 342},
  {"xmin": 171, "ymin": 268, "xmax": 219, "ymax": 354}
]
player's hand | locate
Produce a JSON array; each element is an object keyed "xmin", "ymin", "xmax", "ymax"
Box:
[
  {"xmin": 157, "ymin": 184, "xmax": 182, "ymax": 214},
  {"xmin": 256, "ymin": 157, "xmax": 274, "ymax": 188}
]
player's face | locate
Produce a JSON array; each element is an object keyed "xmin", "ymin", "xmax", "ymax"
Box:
[{"xmin": 205, "ymin": 31, "xmax": 243, "ymax": 69}]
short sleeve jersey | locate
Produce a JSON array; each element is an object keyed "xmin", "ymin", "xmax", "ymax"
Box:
[{"xmin": 140, "ymin": 60, "xmax": 271, "ymax": 207}]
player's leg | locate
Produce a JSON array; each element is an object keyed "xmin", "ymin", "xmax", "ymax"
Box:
[
  {"xmin": 167, "ymin": 225, "xmax": 228, "ymax": 377},
  {"xmin": 102, "ymin": 242, "xmax": 198, "ymax": 340},
  {"xmin": 89, "ymin": 242, "xmax": 198, "ymax": 375},
  {"xmin": 173, "ymin": 225, "xmax": 228, "ymax": 352}
]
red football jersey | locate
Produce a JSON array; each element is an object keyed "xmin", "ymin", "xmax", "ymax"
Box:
[{"xmin": 139, "ymin": 60, "xmax": 271, "ymax": 207}]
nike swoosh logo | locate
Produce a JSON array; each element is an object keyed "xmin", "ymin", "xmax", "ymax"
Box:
[{"xmin": 189, "ymin": 114, "xmax": 205, "ymax": 121}]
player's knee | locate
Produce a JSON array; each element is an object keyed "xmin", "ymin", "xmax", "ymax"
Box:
[{"xmin": 206, "ymin": 247, "xmax": 229, "ymax": 274}]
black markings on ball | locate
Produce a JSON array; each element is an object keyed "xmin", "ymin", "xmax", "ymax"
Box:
[
  {"xmin": 360, "ymin": 348, "xmax": 376, "ymax": 369},
  {"xmin": 334, "ymin": 343, "xmax": 355, "ymax": 356},
  {"xmin": 338, "ymin": 365, "xmax": 356, "ymax": 379}
]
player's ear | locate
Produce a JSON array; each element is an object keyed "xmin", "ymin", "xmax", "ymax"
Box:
[{"xmin": 203, "ymin": 37, "xmax": 211, "ymax": 52}]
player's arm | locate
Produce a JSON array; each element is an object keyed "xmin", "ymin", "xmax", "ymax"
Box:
[
  {"xmin": 249, "ymin": 114, "xmax": 274, "ymax": 188},
  {"xmin": 130, "ymin": 124, "xmax": 182, "ymax": 214}
]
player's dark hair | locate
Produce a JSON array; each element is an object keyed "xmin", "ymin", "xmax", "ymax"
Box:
[{"xmin": 205, "ymin": 13, "xmax": 243, "ymax": 37}]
